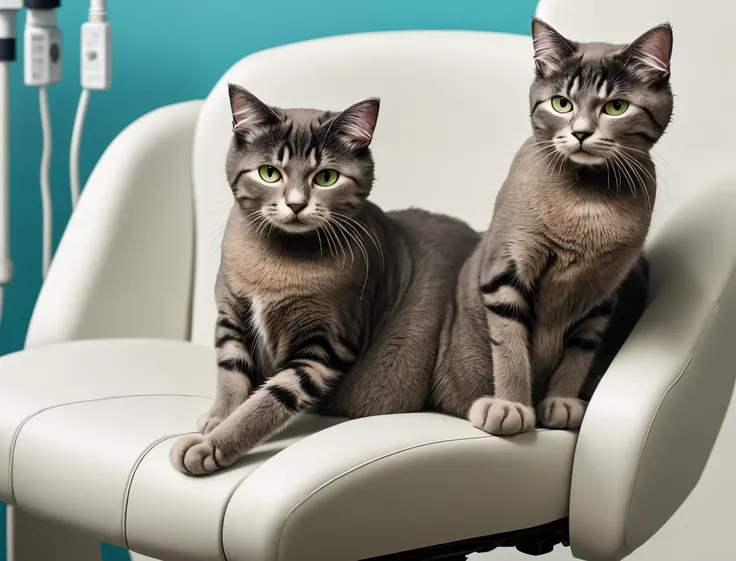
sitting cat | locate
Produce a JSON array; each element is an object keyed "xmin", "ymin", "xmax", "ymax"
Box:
[
  {"xmin": 433, "ymin": 19, "xmax": 673, "ymax": 434},
  {"xmin": 170, "ymin": 85, "xmax": 480, "ymax": 474}
]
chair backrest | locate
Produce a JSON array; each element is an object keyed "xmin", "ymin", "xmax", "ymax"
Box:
[
  {"xmin": 189, "ymin": 30, "xmax": 536, "ymax": 345},
  {"xmin": 189, "ymin": 1, "xmax": 735, "ymax": 345},
  {"xmin": 536, "ymin": 0, "xmax": 736, "ymax": 226}
]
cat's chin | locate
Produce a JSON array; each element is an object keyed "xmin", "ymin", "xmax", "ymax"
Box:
[
  {"xmin": 275, "ymin": 221, "xmax": 317, "ymax": 234},
  {"xmin": 568, "ymin": 152, "xmax": 606, "ymax": 166}
]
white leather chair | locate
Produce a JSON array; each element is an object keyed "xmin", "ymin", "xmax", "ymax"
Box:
[{"xmin": 2, "ymin": 0, "xmax": 735, "ymax": 560}]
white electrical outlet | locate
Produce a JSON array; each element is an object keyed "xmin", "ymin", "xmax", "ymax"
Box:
[
  {"xmin": 24, "ymin": 10, "xmax": 61, "ymax": 86},
  {"xmin": 81, "ymin": 20, "xmax": 111, "ymax": 89}
]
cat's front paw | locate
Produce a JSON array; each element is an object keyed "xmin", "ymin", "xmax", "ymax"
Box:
[
  {"xmin": 170, "ymin": 433, "xmax": 234, "ymax": 475},
  {"xmin": 537, "ymin": 397, "xmax": 587, "ymax": 430},
  {"xmin": 468, "ymin": 397, "xmax": 536, "ymax": 436},
  {"xmin": 197, "ymin": 410, "xmax": 227, "ymax": 435}
]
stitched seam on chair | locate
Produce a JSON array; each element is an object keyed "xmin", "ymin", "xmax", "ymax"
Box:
[
  {"xmin": 118, "ymin": 429, "xmax": 252, "ymax": 560},
  {"xmin": 121, "ymin": 430, "xmax": 254, "ymax": 561},
  {"xmin": 270, "ymin": 434, "xmax": 492, "ymax": 561},
  {"xmin": 7, "ymin": 393, "xmax": 210, "ymax": 504},
  {"xmin": 218, "ymin": 469, "xmax": 259, "ymax": 561},
  {"xmin": 621, "ymin": 269, "xmax": 734, "ymax": 552},
  {"xmin": 121, "ymin": 433, "xmax": 181, "ymax": 550}
]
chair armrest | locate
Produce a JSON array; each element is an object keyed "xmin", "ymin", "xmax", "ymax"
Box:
[
  {"xmin": 570, "ymin": 181, "xmax": 736, "ymax": 561},
  {"xmin": 26, "ymin": 101, "xmax": 204, "ymax": 348}
]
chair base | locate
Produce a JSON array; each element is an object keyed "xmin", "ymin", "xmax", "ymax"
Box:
[{"xmin": 365, "ymin": 519, "xmax": 570, "ymax": 561}]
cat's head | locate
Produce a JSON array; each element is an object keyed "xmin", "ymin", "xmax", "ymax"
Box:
[
  {"xmin": 529, "ymin": 19, "xmax": 673, "ymax": 167},
  {"xmin": 225, "ymin": 84, "xmax": 380, "ymax": 234}
]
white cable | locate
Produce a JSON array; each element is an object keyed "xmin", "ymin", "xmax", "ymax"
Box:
[
  {"xmin": 25, "ymin": 6, "xmax": 61, "ymax": 279},
  {"xmin": 72, "ymin": 0, "xmax": 111, "ymax": 208},
  {"xmin": 39, "ymin": 86, "xmax": 52, "ymax": 278},
  {"xmin": 89, "ymin": 0, "xmax": 106, "ymax": 20},
  {"xmin": 70, "ymin": 88, "xmax": 89, "ymax": 207}
]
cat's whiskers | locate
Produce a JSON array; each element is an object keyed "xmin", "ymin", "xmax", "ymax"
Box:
[
  {"xmin": 543, "ymin": 150, "xmax": 558, "ymax": 176},
  {"xmin": 550, "ymin": 150, "xmax": 567, "ymax": 176},
  {"xmin": 619, "ymin": 154, "xmax": 646, "ymax": 198},
  {"xmin": 607, "ymin": 152, "xmax": 622, "ymax": 194},
  {"xmin": 515, "ymin": 142, "xmax": 556, "ymax": 170},
  {"xmin": 522, "ymin": 144, "xmax": 560, "ymax": 182},
  {"xmin": 648, "ymin": 147, "xmax": 669, "ymax": 170},
  {"xmin": 255, "ymin": 211, "xmax": 271, "ymax": 239},
  {"xmin": 242, "ymin": 209, "xmax": 266, "ymax": 240},
  {"xmin": 602, "ymin": 158, "xmax": 618, "ymax": 198},
  {"xmin": 321, "ymin": 220, "xmax": 343, "ymax": 265},
  {"xmin": 615, "ymin": 150, "xmax": 654, "ymax": 212},
  {"xmin": 330, "ymin": 216, "xmax": 370, "ymax": 299},
  {"xmin": 614, "ymin": 144, "xmax": 668, "ymax": 192},
  {"xmin": 333, "ymin": 220, "xmax": 355, "ymax": 266},
  {"xmin": 334, "ymin": 217, "xmax": 368, "ymax": 270},
  {"xmin": 617, "ymin": 149, "xmax": 656, "ymax": 186},
  {"xmin": 332, "ymin": 216, "xmax": 369, "ymax": 268},
  {"xmin": 516, "ymin": 141, "xmax": 557, "ymax": 172},
  {"xmin": 611, "ymin": 151, "xmax": 638, "ymax": 199},
  {"xmin": 610, "ymin": 152, "xmax": 653, "ymax": 212},
  {"xmin": 315, "ymin": 226, "xmax": 324, "ymax": 256},
  {"xmin": 320, "ymin": 220, "xmax": 338, "ymax": 260},
  {"xmin": 556, "ymin": 149, "xmax": 568, "ymax": 175},
  {"xmin": 340, "ymin": 215, "xmax": 384, "ymax": 272},
  {"xmin": 331, "ymin": 212, "xmax": 385, "ymax": 273},
  {"xmin": 331, "ymin": 221, "xmax": 351, "ymax": 266},
  {"xmin": 333, "ymin": 220, "xmax": 359, "ymax": 268}
]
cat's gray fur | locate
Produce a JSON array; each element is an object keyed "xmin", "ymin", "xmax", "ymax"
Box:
[
  {"xmin": 434, "ymin": 19, "xmax": 673, "ymax": 434},
  {"xmin": 170, "ymin": 86, "xmax": 480, "ymax": 474},
  {"xmin": 170, "ymin": 18, "xmax": 671, "ymax": 474}
]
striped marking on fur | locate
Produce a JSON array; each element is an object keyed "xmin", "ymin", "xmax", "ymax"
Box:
[
  {"xmin": 481, "ymin": 263, "xmax": 535, "ymax": 332},
  {"xmin": 288, "ymin": 334, "xmax": 355, "ymax": 373},
  {"xmin": 215, "ymin": 308, "xmax": 262, "ymax": 388},
  {"xmin": 217, "ymin": 356, "xmax": 254, "ymax": 375},
  {"xmin": 265, "ymin": 359, "xmax": 341, "ymax": 412},
  {"xmin": 484, "ymin": 302, "xmax": 534, "ymax": 332},
  {"xmin": 218, "ymin": 317, "xmax": 247, "ymax": 338},
  {"xmin": 266, "ymin": 385, "xmax": 300, "ymax": 413}
]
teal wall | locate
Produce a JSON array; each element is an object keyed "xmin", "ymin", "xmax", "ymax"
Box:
[{"xmin": 0, "ymin": 0, "xmax": 538, "ymax": 558}]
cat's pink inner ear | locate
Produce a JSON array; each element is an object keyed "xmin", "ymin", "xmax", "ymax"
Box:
[
  {"xmin": 230, "ymin": 93, "xmax": 251, "ymax": 126},
  {"xmin": 531, "ymin": 18, "xmax": 575, "ymax": 76},
  {"xmin": 333, "ymin": 99, "xmax": 380, "ymax": 150},
  {"xmin": 228, "ymin": 84, "xmax": 279, "ymax": 133},
  {"xmin": 631, "ymin": 24, "xmax": 673, "ymax": 79}
]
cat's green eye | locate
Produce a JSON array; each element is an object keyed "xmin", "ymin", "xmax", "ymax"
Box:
[
  {"xmin": 258, "ymin": 165, "xmax": 282, "ymax": 183},
  {"xmin": 314, "ymin": 169, "xmax": 339, "ymax": 187},
  {"xmin": 551, "ymin": 96, "xmax": 573, "ymax": 114},
  {"xmin": 603, "ymin": 100, "xmax": 630, "ymax": 116}
]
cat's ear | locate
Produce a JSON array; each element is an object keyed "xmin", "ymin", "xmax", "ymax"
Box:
[
  {"xmin": 531, "ymin": 17, "xmax": 577, "ymax": 77},
  {"xmin": 228, "ymin": 83, "xmax": 281, "ymax": 135},
  {"xmin": 324, "ymin": 98, "xmax": 380, "ymax": 151},
  {"xmin": 620, "ymin": 23, "xmax": 673, "ymax": 83}
]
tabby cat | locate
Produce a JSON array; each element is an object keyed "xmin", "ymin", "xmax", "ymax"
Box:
[
  {"xmin": 433, "ymin": 19, "xmax": 673, "ymax": 434},
  {"xmin": 170, "ymin": 86, "xmax": 480, "ymax": 474}
]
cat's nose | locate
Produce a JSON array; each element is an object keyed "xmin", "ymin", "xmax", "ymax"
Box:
[
  {"xmin": 572, "ymin": 130, "xmax": 593, "ymax": 143},
  {"xmin": 287, "ymin": 202, "xmax": 307, "ymax": 215}
]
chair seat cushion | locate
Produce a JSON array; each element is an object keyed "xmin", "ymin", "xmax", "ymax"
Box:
[{"xmin": 0, "ymin": 339, "xmax": 577, "ymax": 561}]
